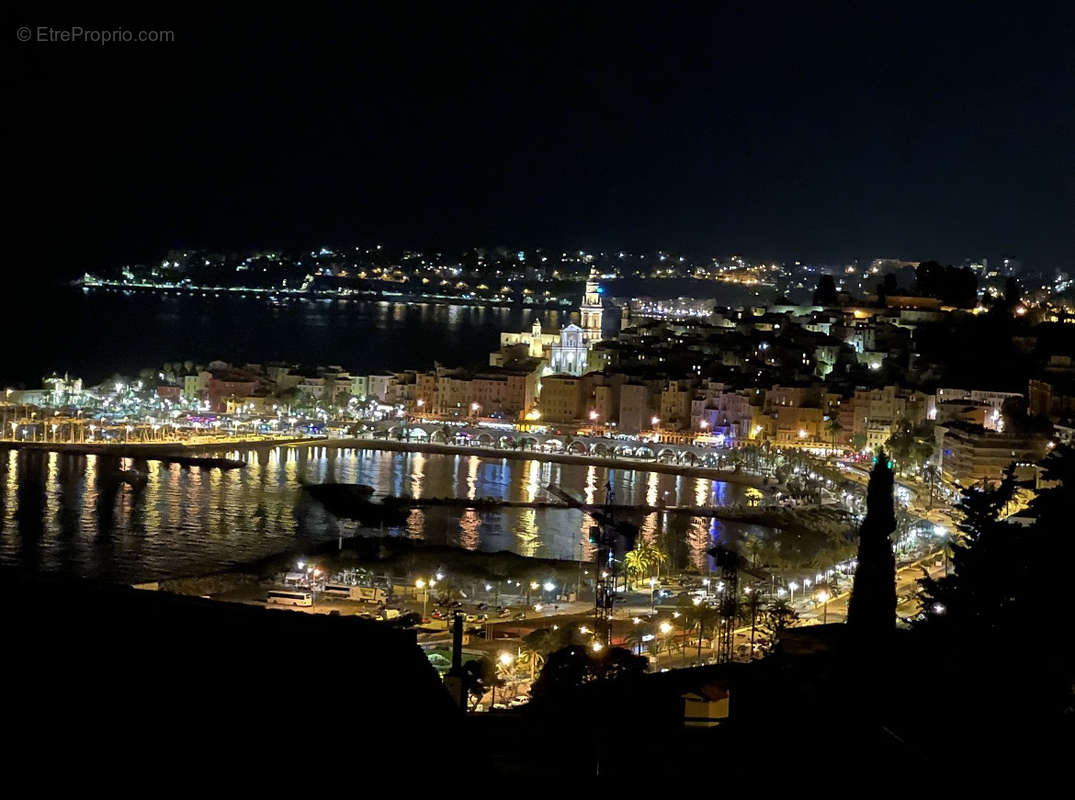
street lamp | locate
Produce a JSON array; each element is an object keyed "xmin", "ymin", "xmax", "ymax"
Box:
[
  {"xmin": 415, "ymin": 578, "xmax": 428, "ymax": 620},
  {"xmin": 649, "ymin": 576, "xmax": 657, "ymax": 610},
  {"xmin": 788, "ymin": 581, "xmax": 799, "ymax": 602},
  {"xmin": 816, "ymin": 590, "xmax": 830, "ymax": 624},
  {"xmin": 934, "ymin": 526, "xmax": 950, "ymax": 576},
  {"xmin": 657, "ymin": 621, "xmax": 672, "ymax": 669},
  {"xmin": 492, "ymin": 651, "xmax": 514, "ymax": 708}
]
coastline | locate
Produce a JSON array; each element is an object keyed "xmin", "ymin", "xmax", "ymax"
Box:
[
  {"xmin": 78, "ymin": 280, "xmax": 572, "ymax": 311},
  {"xmin": 2, "ymin": 435, "xmax": 769, "ymax": 488},
  {"xmin": 293, "ymin": 436, "xmax": 772, "ymax": 488},
  {"xmin": 0, "ymin": 437, "xmax": 313, "ymax": 458}
]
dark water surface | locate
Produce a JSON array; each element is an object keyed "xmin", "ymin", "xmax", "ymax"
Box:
[
  {"xmin": 2, "ymin": 287, "xmax": 577, "ymax": 386},
  {"xmin": 3, "ymin": 286, "xmax": 773, "ymax": 582},
  {"xmin": 0, "ymin": 445, "xmax": 766, "ymax": 583},
  {"xmin": 1, "ymin": 281, "xmax": 767, "ymax": 387}
]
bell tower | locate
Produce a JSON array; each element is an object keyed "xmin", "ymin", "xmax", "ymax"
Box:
[{"xmin": 580, "ymin": 269, "xmax": 604, "ymax": 343}]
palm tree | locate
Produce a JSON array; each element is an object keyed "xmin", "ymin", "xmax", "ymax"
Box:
[
  {"xmin": 624, "ymin": 549, "xmax": 650, "ymax": 590},
  {"xmin": 674, "ymin": 597, "xmax": 697, "ymax": 665},
  {"xmin": 827, "ymin": 417, "xmax": 843, "ymax": 454},
  {"xmin": 643, "ymin": 543, "xmax": 668, "ymax": 581},
  {"xmin": 622, "ymin": 621, "xmax": 656, "ymax": 656},
  {"xmin": 433, "ymin": 578, "xmax": 465, "ymax": 609},
  {"xmin": 520, "ymin": 626, "xmax": 574, "ymax": 681},
  {"xmin": 689, "ymin": 603, "xmax": 722, "ymax": 660}
]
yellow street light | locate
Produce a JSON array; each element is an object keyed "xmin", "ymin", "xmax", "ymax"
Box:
[
  {"xmin": 498, "ymin": 651, "xmax": 514, "ymax": 666},
  {"xmin": 816, "ymin": 590, "xmax": 830, "ymax": 624}
]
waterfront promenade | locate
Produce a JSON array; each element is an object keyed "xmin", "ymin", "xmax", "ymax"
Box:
[
  {"xmin": 310, "ymin": 436, "xmax": 772, "ymax": 488},
  {"xmin": 0, "ymin": 432, "xmax": 770, "ymax": 487},
  {"xmin": 0, "ymin": 435, "xmax": 313, "ymax": 459}
]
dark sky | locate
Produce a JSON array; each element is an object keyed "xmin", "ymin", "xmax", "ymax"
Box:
[{"xmin": 11, "ymin": 3, "xmax": 1075, "ymax": 279}]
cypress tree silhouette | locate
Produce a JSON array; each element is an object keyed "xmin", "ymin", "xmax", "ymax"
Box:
[{"xmin": 847, "ymin": 448, "xmax": 897, "ymax": 634}]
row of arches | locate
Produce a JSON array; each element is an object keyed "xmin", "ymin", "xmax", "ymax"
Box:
[{"xmin": 379, "ymin": 423, "xmax": 731, "ymax": 466}]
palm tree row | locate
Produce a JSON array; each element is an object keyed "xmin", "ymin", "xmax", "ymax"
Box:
[{"xmin": 623, "ymin": 542, "xmax": 668, "ymax": 589}]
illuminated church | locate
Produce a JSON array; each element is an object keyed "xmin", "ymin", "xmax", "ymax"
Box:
[
  {"xmin": 548, "ymin": 270, "xmax": 604, "ymax": 374},
  {"xmin": 495, "ymin": 270, "xmax": 606, "ymax": 377}
]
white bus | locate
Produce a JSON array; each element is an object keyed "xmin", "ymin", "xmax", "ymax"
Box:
[
  {"xmin": 267, "ymin": 589, "xmax": 313, "ymax": 607},
  {"xmin": 319, "ymin": 584, "xmax": 388, "ymax": 603},
  {"xmin": 320, "ymin": 583, "xmax": 353, "ymax": 599}
]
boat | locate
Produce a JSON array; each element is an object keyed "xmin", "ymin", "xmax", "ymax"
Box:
[
  {"xmin": 117, "ymin": 468, "xmax": 148, "ymax": 487},
  {"xmin": 162, "ymin": 456, "xmax": 247, "ymax": 470},
  {"xmin": 303, "ymin": 483, "xmax": 408, "ymax": 526}
]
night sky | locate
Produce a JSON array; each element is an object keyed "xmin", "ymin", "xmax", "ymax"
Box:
[{"xmin": 11, "ymin": 3, "xmax": 1074, "ymax": 279}]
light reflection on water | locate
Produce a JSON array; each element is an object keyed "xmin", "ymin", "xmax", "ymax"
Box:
[{"xmin": 0, "ymin": 446, "xmax": 764, "ymax": 583}]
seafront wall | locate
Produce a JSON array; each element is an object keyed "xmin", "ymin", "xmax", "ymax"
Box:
[
  {"xmin": 298, "ymin": 437, "xmax": 771, "ymax": 488},
  {"xmin": 0, "ymin": 437, "xmax": 312, "ymax": 459}
]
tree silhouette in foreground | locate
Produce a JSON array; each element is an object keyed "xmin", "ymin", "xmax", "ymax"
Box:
[
  {"xmin": 915, "ymin": 446, "xmax": 1075, "ymax": 729},
  {"xmin": 530, "ymin": 645, "xmax": 647, "ymax": 701},
  {"xmin": 460, "ymin": 656, "xmax": 503, "ymax": 711},
  {"xmin": 812, "ymin": 275, "xmax": 839, "ymax": 305},
  {"xmin": 918, "ymin": 451, "xmax": 1072, "ymax": 637},
  {"xmin": 847, "ymin": 448, "xmax": 896, "ymax": 634}
]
